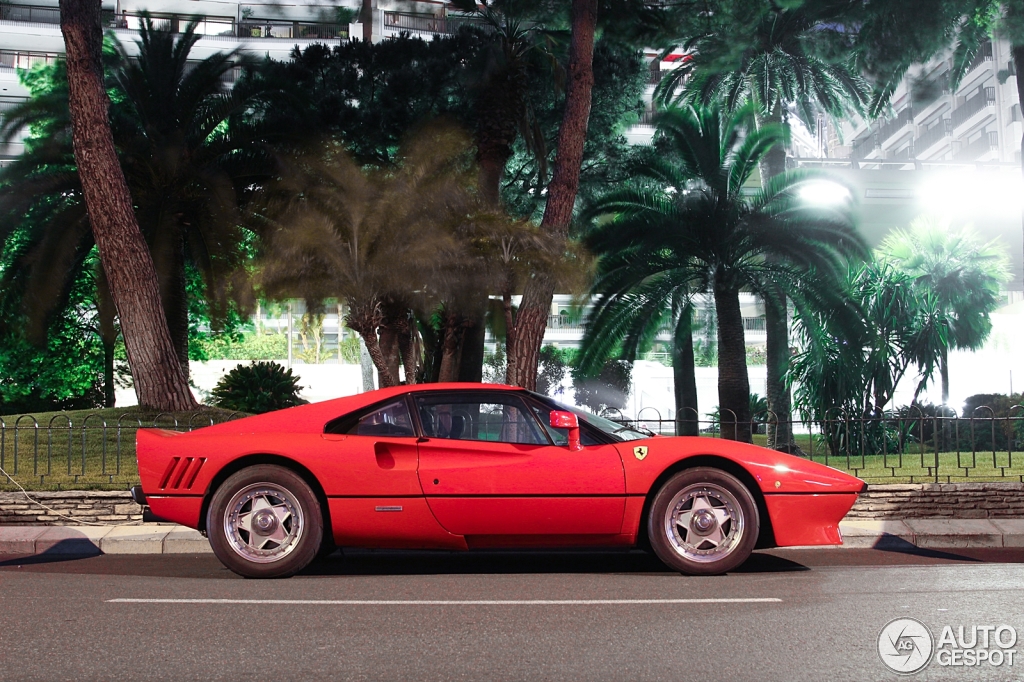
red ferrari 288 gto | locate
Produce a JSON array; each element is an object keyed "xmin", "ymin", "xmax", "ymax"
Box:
[{"xmin": 133, "ymin": 383, "xmax": 865, "ymax": 578}]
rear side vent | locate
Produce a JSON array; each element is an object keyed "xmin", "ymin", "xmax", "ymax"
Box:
[{"xmin": 158, "ymin": 457, "xmax": 207, "ymax": 490}]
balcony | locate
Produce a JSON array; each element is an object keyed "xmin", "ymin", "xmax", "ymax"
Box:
[
  {"xmin": 851, "ymin": 132, "xmax": 878, "ymax": 160},
  {"xmin": 914, "ymin": 117, "xmax": 951, "ymax": 157},
  {"xmin": 951, "ymin": 86, "xmax": 995, "ymax": 133},
  {"xmin": 961, "ymin": 41, "xmax": 994, "ymax": 84},
  {"xmin": 0, "ymin": 49, "xmax": 61, "ymax": 69},
  {"xmin": 877, "ymin": 106, "xmax": 915, "ymax": 147},
  {"xmin": 0, "ymin": 3, "xmax": 58, "ymax": 24},
  {"xmin": 237, "ymin": 21, "xmax": 347, "ymax": 40},
  {"xmin": 382, "ymin": 11, "xmax": 486, "ymax": 36},
  {"xmin": 954, "ymin": 130, "xmax": 998, "ymax": 162}
]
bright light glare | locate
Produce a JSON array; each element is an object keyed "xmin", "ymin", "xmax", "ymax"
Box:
[
  {"xmin": 798, "ymin": 180, "xmax": 851, "ymax": 206},
  {"xmin": 917, "ymin": 172, "xmax": 1024, "ymax": 218},
  {"xmin": 773, "ymin": 464, "xmax": 791, "ymax": 474}
]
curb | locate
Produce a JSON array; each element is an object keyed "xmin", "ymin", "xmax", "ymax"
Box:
[
  {"xmin": 0, "ymin": 524, "xmax": 212, "ymax": 556},
  {"xmin": 1, "ymin": 519, "xmax": 1024, "ymax": 556}
]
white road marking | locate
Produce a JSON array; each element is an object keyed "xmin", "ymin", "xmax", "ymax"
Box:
[{"xmin": 108, "ymin": 597, "xmax": 782, "ymax": 605}]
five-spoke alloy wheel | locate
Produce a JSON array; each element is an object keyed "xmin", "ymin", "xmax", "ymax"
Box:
[
  {"xmin": 207, "ymin": 465, "xmax": 323, "ymax": 578},
  {"xmin": 648, "ymin": 467, "xmax": 759, "ymax": 575}
]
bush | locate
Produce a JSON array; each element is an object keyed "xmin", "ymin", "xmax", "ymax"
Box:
[{"xmin": 209, "ymin": 361, "xmax": 308, "ymax": 414}]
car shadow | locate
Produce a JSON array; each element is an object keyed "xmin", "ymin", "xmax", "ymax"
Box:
[{"xmin": 298, "ymin": 548, "xmax": 810, "ymax": 577}]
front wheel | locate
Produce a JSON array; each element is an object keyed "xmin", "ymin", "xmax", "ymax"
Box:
[
  {"xmin": 648, "ymin": 467, "xmax": 758, "ymax": 575},
  {"xmin": 207, "ymin": 465, "xmax": 323, "ymax": 578}
]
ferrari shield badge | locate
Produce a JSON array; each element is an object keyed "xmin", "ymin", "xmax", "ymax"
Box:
[{"xmin": 633, "ymin": 446, "xmax": 648, "ymax": 460}]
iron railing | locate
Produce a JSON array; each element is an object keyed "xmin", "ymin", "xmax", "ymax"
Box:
[
  {"xmin": 601, "ymin": 405, "xmax": 1024, "ymax": 484},
  {"xmin": 0, "ymin": 412, "xmax": 247, "ymax": 489},
  {"xmin": 951, "ymin": 86, "xmax": 995, "ymax": 130},
  {"xmin": 5, "ymin": 405, "xmax": 1024, "ymax": 489},
  {"xmin": 382, "ymin": 11, "xmax": 486, "ymax": 35}
]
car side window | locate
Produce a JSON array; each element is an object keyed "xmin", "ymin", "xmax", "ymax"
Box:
[
  {"xmin": 416, "ymin": 395, "xmax": 549, "ymax": 445},
  {"xmin": 326, "ymin": 399, "xmax": 415, "ymax": 437}
]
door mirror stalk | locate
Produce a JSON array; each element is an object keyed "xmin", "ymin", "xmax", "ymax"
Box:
[{"xmin": 549, "ymin": 411, "xmax": 582, "ymax": 451}]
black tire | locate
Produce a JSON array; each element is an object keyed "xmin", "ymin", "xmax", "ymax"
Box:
[
  {"xmin": 207, "ymin": 465, "xmax": 323, "ymax": 578},
  {"xmin": 647, "ymin": 467, "xmax": 758, "ymax": 576}
]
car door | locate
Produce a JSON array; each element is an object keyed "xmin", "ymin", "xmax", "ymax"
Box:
[{"xmin": 415, "ymin": 391, "xmax": 626, "ymax": 538}]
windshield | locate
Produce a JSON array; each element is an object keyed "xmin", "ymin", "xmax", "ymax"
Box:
[{"xmin": 529, "ymin": 393, "xmax": 650, "ymax": 442}]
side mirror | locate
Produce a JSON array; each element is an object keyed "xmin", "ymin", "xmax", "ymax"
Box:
[{"xmin": 549, "ymin": 410, "xmax": 582, "ymax": 451}]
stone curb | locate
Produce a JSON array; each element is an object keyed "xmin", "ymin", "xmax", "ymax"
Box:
[
  {"xmin": 2, "ymin": 520, "xmax": 1024, "ymax": 555},
  {"xmin": 0, "ymin": 524, "xmax": 212, "ymax": 555}
]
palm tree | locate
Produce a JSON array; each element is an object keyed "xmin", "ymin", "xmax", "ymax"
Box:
[
  {"xmin": 577, "ymin": 259, "xmax": 701, "ymax": 435},
  {"xmin": 253, "ymin": 125, "xmax": 477, "ymax": 388},
  {"xmin": 878, "ymin": 217, "xmax": 1010, "ymax": 404},
  {"xmin": 0, "ymin": 18, "xmax": 263, "ymax": 380},
  {"xmin": 584, "ymin": 104, "xmax": 866, "ymax": 442},
  {"xmin": 656, "ymin": 1, "xmax": 870, "ymax": 450}
]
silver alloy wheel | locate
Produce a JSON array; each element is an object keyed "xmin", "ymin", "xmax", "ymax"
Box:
[
  {"xmin": 224, "ymin": 483, "xmax": 304, "ymax": 564},
  {"xmin": 663, "ymin": 482, "xmax": 744, "ymax": 563}
]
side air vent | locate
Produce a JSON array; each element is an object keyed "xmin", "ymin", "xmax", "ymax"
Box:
[{"xmin": 158, "ymin": 457, "xmax": 207, "ymax": 490}]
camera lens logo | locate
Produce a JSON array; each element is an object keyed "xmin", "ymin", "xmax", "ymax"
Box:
[{"xmin": 879, "ymin": 618, "xmax": 934, "ymax": 675}]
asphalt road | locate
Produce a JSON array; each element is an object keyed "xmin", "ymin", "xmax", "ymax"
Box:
[{"xmin": 1, "ymin": 548, "xmax": 1023, "ymax": 682}]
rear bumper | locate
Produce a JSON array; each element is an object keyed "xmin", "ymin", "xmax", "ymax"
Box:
[
  {"xmin": 764, "ymin": 493, "xmax": 859, "ymax": 547},
  {"xmin": 146, "ymin": 495, "xmax": 204, "ymax": 530}
]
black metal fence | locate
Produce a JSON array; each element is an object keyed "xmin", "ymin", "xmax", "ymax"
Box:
[
  {"xmin": 0, "ymin": 412, "xmax": 247, "ymax": 489},
  {"xmin": 3, "ymin": 406, "xmax": 1024, "ymax": 488},
  {"xmin": 601, "ymin": 405, "xmax": 1024, "ymax": 483}
]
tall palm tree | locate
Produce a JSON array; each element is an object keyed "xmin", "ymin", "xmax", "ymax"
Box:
[
  {"xmin": 0, "ymin": 18, "xmax": 263, "ymax": 380},
  {"xmin": 878, "ymin": 217, "xmax": 1010, "ymax": 404},
  {"xmin": 656, "ymin": 1, "xmax": 870, "ymax": 451},
  {"xmin": 585, "ymin": 104, "xmax": 867, "ymax": 442},
  {"xmin": 577, "ymin": 259, "xmax": 700, "ymax": 435}
]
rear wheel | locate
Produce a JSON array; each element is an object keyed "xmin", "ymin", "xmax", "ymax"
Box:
[
  {"xmin": 648, "ymin": 467, "xmax": 758, "ymax": 575},
  {"xmin": 207, "ymin": 465, "xmax": 323, "ymax": 578}
]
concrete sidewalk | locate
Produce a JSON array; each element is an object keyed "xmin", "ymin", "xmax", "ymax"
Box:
[{"xmin": 1, "ymin": 519, "xmax": 1024, "ymax": 555}]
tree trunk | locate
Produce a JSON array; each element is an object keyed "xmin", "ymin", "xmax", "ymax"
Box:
[
  {"xmin": 673, "ymin": 305, "xmax": 699, "ymax": 436},
  {"xmin": 360, "ymin": 0, "xmax": 373, "ymax": 42},
  {"xmin": 755, "ymin": 102, "xmax": 798, "ymax": 452},
  {"xmin": 940, "ymin": 344, "xmax": 950, "ymax": 405},
  {"xmin": 360, "ymin": 330, "xmax": 396, "ymax": 388},
  {"xmin": 506, "ymin": 0, "xmax": 598, "ymax": 389},
  {"xmin": 438, "ymin": 313, "xmax": 463, "ymax": 383},
  {"xmin": 60, "ymin": 0, "xmax": 197, "ymax": 411},
  {"xmin": 457, "ymin": 311, "xmax": 485, "ymax": 383},
  {"xmin": 396, "ymin": 317, "xmax": 419, "ymax": 385},
  {"xmin": 714, "ymin": 275, "xmax": 752, "ymax": 442},
  {"xmin": 1014, "ymin": 46, "xmax": 1024, "ymax": 297},
  {"xmin": 160, "ymin": 236, "xmax": 190, "ymax": 380}
]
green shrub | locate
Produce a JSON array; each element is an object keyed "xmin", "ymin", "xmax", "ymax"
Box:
[{"xmin": 209, "ymin": 361, "xmax": 308, "ymax": 414}]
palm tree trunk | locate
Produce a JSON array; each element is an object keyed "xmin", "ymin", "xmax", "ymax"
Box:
[
  {"xmin": 457, "ymin": 312, "xmax": 485, "ymax": 383},
  {"xmin": 673, "ymin": 305, "xmax": 699, "ymax": 436},
  {"xmin": 361, "ymin": 331, "xmax": 396, "ymax": 388},
  {"xmin": 765, "ymin": 293, "xmax": 800, "ymax": 451},
  {"xmin": 438, "ymin": 313, "xmax": 462, "ymax": 383},
  {"xmin": 1014, "ymin": 46, "xmax": 1024, "ymax": 305},
  {"xmin": 940, "ymin": 345, "xmax": 949, "ymax": 405},
  {"xmin": 507, "ymin": 0, "xmax": 598, "ymax": 390},
  {"xmin": 754, "ymin": 102, "xmax": 798, "ymax": 452},
  {"xmin": 59, "ymin": 0, "xmax": 196, "ymax": 411},
  {"xmin": 395, "ymin": 312, "xmax": 419, "ymax": 385},
  {"xmin": 714, "ymin": 275, "xmax": 752, "ymax": 442},
  {"xmin": 377, "ymin": 323, "xmax": 400, "ymax": 386}
]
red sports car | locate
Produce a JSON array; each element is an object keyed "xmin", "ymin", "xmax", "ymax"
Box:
[{"xmin": 133, "ymin": 383, "xmax": 866, "ymax": 578}]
